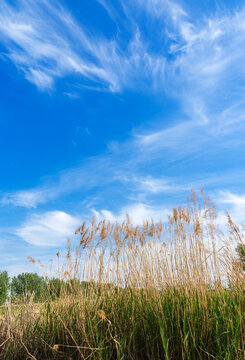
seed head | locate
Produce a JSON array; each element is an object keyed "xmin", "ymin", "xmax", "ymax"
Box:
[{"xmin": 97, "ymin": 309, "xmax": 106, "ymax": 320}]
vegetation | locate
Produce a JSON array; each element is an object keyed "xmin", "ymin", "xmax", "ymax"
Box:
[
  {"xmin": 11, "ymin": 272, "xmax": 48, "ymax": 303},
  {"xmin": 0, "ymin": 271, "xmax": 10, "ymax": 305},
  {"xmin": 1, "ymin": 191, "xmax": 245, "ymax": 359},
  {"xmin": 236, "ymin": 243, "xmax": 245, "ymax": 271}
]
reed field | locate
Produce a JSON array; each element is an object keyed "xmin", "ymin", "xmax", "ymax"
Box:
[{"xmin": 1, "ymin": 191, "xmax": 245, "ymax": 359}]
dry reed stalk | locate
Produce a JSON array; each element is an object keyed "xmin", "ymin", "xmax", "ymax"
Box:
[{"xmin": 4, "ymin": 190, "xmax": 245, "ymax": 359}]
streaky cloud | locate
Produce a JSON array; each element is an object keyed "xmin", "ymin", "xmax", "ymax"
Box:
[{"xmin": 0, "ymin": 0, "xmax": 166, "ymax": 92}]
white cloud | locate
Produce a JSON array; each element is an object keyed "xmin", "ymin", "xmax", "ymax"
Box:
[
  {"xmin": 1, "ymin": 0, "xmax": 245, "ymax": 114},
  {"xmin": 136, "ymin": 120, "xmax": 211, "ymax": 162},
  {"xmin": 92, "ymin": 203, "xmax": 169, "ymax": 226},
  {"xmin": 138, "ymin": 177, "xmax": 175, "ymax": 193},
  {"xmin": 168, "ymin": 9, "xmax": 245, "ymax": 131},
  {"xmin": 129, "ymin": 0, "xmax": 186, "ymax": 22},
  {"xmin": 217, "ymin": 191, "xmax": 245, "ymax": 225},
  {"xmin": 25, "ymin": 68, "xmax": 54, "ymax": 89},
  {"xmin": 0, "ymin": 155, "xmax": 117, "ymax": 208},
  {"xmin": 219, "ymin": 191, "xmax": 245, "ymax": 207},
  {"xmin": 0, "ymin": 0, "xmax": 166, "ymax": 92},
  {"xmin": 16, "ymin": 211, "xmax": 80, "ymax": 246},
  {"xmin": 0, "ymin": 0, "xmax": 111, "ymax": 89},
  {"xmin": 1, "ymin": 1, "xmax": 245, "ymax": 214},
  {"xmin": 1, "ymin": 189, "xmax": 48, "ymax": 208}
]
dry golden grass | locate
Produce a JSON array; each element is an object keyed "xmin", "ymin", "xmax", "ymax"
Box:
[{"xmin": 2, "ymin": 190, "xmax": 245, "ymax": 359}]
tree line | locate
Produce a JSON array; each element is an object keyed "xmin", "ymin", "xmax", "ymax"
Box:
[{"xmin": 0, "ymin": 271, "xmax": 91, "ymax": 305}]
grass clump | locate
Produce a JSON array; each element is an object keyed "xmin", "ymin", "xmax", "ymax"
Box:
[{"xmin": 1, "ymin": 191, "xmax": 245, "ymax": 359}]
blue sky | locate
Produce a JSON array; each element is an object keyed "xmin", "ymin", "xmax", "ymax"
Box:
[{"xmin": 0, "ymin": 0, "xmax": 245, "ymax": 275}]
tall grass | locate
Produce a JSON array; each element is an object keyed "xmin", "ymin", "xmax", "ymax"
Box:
[{"xmin": 1, "ymin": 191, "xmax": 245, "ymax": 359}]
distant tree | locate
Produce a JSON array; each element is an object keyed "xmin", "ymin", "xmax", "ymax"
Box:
[
  {"xmin": 236, "ymin": 244, "xmax": 245, "ymax": 271},
  {"xmin": 47, "ymin": 278, "xmax": 92, "ymax": 298},
  {"xmin": 47, "ymin": 278, "xmax": 64, "ymax": 299},
  {"xmin": 11, "ymin": 273, "xmax": 47, "ymax": 303},
  {"xmin": 0, "ymin": 271, "xmax": 10, "ymax": 305},
  {"xmin": 67, "ymin": 278, "xmax": 82, "ymax": 294}
]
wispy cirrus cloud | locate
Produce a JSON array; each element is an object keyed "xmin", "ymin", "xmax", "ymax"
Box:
[
  {"xmin": 1, "ymin": 0, "xmax": 245, "ymax": 223},
  {"xmin": 0, "ymin": 0, "xmax": 114, "ymax": 90},
  {"xmin": 2, "ymin": 0, "xmax": 245, "ymax": 126},
  {"xmin": 0, "ymin": 156, "xmax": 113, "ymax": 207},
  {"xmin": 1, "ymin": 189, "xmax": 50, "ymax": 208},
  {"xmin": 1, "ymin": 120, "xmax": 244, "ymax": 212},
  {"xmin": 0, "ymin": 151, "xmax": 180, "ymax": 209},
  {"xmin": 0, "ymin": 0, "xmax": 166, "ymax": 92},
  {"xmin": 98, "ymin": 0, "xmax": 245, "ymax": 137},
  {"xmin": 168, "ymin": 9, "xmax": 245, "ymax": 130},
  {"xmin": 134, "ymin": 176, "xmax": 179, "ymax": 194}
]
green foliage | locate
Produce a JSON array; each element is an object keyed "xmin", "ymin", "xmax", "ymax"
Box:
[
  {"xmin": 47, "ymin": 278, "xmax": 91, "ymax": 299},
  {"xmin": 47, "ymin": 278, "xmax": 67, "ymax": 299},
  {"xmin": 11, "ymin": 272, "xmax": 47, "ymax": 303},
  {"xmin": 2, "ymin": 192, "xmax": 245, "ymax": 359},
  {"xmin": 9, "ymin": 273, "xmax": 92, "ymax": 303},
  {"xmin": 3, "ymin": 286, "xmax": 245, "ymax": 360},
  {"xmin": 159, "ymin": 321, "xmax": 170, "ymax": 360},
  {"xmin": 236, "ymin": 244, "xmax": 245, "ymax": 271},
  {"xmin": 0, "ymin": 270, "xmax": 10, "ymax": 305}
]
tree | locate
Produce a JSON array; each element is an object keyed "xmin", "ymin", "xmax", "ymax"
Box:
[
  {"xmin": 47, "ymin": 278, "xmax": 64, "ymax": 299},
  {"xmin": 11, "ymin": 273, "xmax": 47, "ymax": 303},
  {"xmin": 47, "ymin": 278, "xmax": 92, "ymax": 298},
  {"xmin": 0, "ymin": 271, "xmax": 10, "ymax": 305},
  {"xmin": 236, "ymin": 244, "xmax": 245, "ymax": 271}
]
